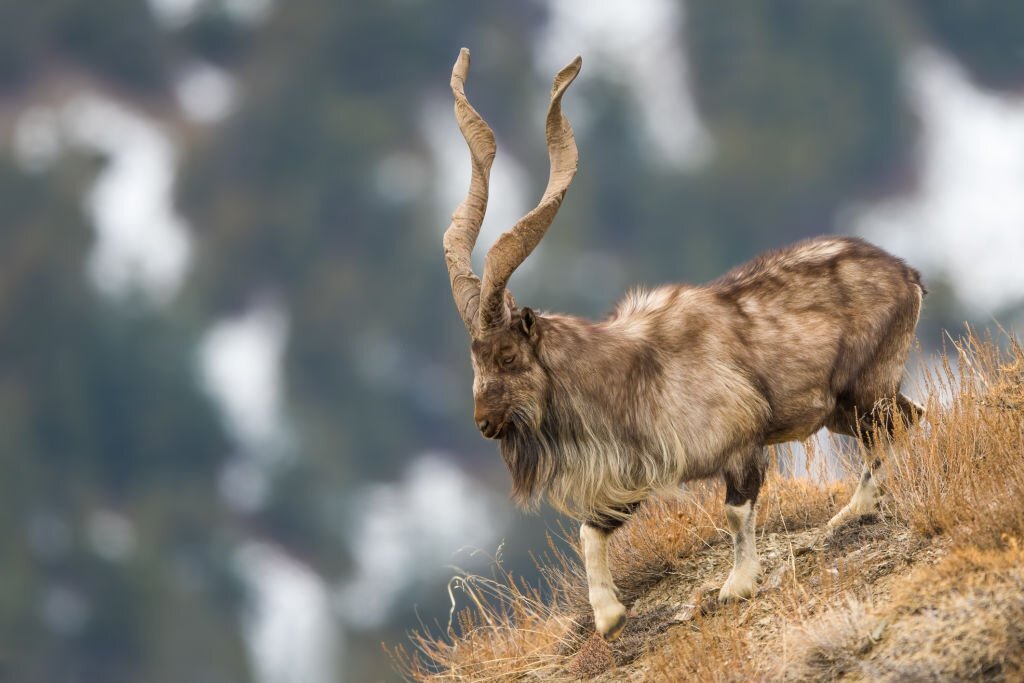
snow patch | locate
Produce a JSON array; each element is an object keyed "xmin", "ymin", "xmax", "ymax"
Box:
[
  {"xmin": 335, "ymin": 454, "xmax": 505, "ymax": 630},
  {"xmin": 237, "ymin": 542, "xmax": 340, "ymax": 683},
  {"xmin": 61, "ymin": 93, "xmax": 192, "ymax": 304},
  {"xmin": 537, "ymin": 0, "xmax": 712, "ymax": 169},
  {"xmin": 200, "ymin": 298, "xmax": 290, "ymax": 462}
]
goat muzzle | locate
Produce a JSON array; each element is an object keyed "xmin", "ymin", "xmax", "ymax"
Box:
[{"xmin": 474, "ymin": 408, "xmax": 507, "ymax": 440}]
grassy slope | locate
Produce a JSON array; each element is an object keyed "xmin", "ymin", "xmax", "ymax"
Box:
[{"xmin": 394, "ymin": 333, "xmax": 1024, "ymax": 681}]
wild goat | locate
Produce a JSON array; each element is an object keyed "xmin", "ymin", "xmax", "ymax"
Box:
[{"xmin": 442, "ymin": 49, "xmax": 925, "ymax": 640}]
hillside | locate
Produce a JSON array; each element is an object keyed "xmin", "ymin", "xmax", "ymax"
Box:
[{"xmin": 393, "ymin": 333, "xmax": 1024, "ymax": 681}]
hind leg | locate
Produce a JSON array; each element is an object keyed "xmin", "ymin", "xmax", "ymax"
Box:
[
  {"xmin": 828, "ymin": 285, "xmax": 924, "ymax": 528},
  {"xmin": 826, "ymin": 393, "xmax": 923, "ymax": 529},
  {"xmin": 828, "ymin": 463, "xmax": 881, "ymax": 529}
]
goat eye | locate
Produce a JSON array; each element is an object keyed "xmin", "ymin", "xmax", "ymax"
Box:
[{"xmin": 501, "ymin": 355, "xmax": 515, "ymax": 366}]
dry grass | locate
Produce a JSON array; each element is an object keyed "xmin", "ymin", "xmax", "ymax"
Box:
[
  {"xmin": 392, "ymin": 331, "xmax": 1024, "ymax": 681},
  {"xmin": 885, "ymin": 332, "xmax": 1024, "ymax": 546},
  {"xmin": 775, "ymin": 542, "xmax": 1024, "ymax": 681}
]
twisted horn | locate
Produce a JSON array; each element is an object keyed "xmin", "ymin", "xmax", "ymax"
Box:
[
  {"xmin": 477, "ymin": 56, "xmax": 582, "ymax": 332},
  {"xmin": 443, "ymin": 48, "xmax": 497, "ymax": 332}
]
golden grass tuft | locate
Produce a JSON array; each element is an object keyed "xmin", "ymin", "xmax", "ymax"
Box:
[
  {"xmin": 392, "ymin": 331, "xmax": 1024, "ymax": 681},
  {"xmin": 884, "ymin": 332, "xmax": 1024, "ymax": 546},
  {"xmin": 390, "ymin": 556, "xmax": 583, "ymax": 681}
]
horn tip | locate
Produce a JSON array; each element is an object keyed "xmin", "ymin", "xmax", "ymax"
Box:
[
  {"xmin": 452, "ymin": 48, "xmax": 471, "ymax": 91},
  {"xmin": 553, "ymin": 55, "xmax": 583, "ymax": 91}
]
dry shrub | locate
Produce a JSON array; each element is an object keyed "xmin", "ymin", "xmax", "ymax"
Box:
[
  {"xmin": 389, "ymin": 490, "xmax": 729, "ymax": 681},
  {"xmin": 609, "ymin": 487, "xmax": 721, "ymax": 596},
  {"xmin": 643, "ymin": 611, "xmax": 757, "ymax": 682},
  {"xmin": 758, "ymin": 469, "xmax": 850, "ymax": 534},
  {"xmin": 776, "ymin": 542, "xmax": 1024, "ymax": 681},
  {"xmin": 774, "ymin": 596, "xmax": 876, "ymax": 681},
  {"xmin": 872, "ymin": 541, "xmax": 1024, "ymax": 681},
  {"xmin": 390, "ymin": 551, "xmax": 583, "ymax": 681},
  {"xmin": 885, "ymin": 331, "xmax": 1024, "ymax": 547},
  {"xmin": 566, "ymin": 633, "xmax": 614, "ymax": 679}
]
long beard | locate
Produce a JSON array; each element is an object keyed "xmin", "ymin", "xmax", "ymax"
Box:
[
  {"xmin": 498, "ymin": 408, "xmax": 560, "ymax": 509},
  {"xmin": 498, "ymin": 396, "xmax": 663, "ymax": 521}
]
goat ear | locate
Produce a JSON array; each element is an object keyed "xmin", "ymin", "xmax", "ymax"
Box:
[{"xmin": 519, "ymin": 307, "xmax": 537, "ymax": 337}]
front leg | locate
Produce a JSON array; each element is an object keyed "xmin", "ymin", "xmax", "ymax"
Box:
[
  {"xmin": 580, "ymin": 517, "xmax": 628, "ymax": 641},
  {"xmin": 719, "ymin": 455, "xmax": 765, "ymax": 602}
]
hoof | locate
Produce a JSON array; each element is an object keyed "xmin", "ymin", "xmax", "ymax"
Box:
[
  {"xmin": 718, "ymin": 575, "xmax": 757, "ymax": 603},
  {"xmin": 719, "ymin": 559, "xmax": 760, "ymax": 603},
  {"xmin": 596, "ymin": 604, "xmax": 627, "ymax": 641},
  {"xmin": 827, "ymin": 500, "xmax": 878, "ymax": 530},
  {"xmin": 830, "ymin": 477, "xmax": 882, "ymax": 530},
  {"xmin": 826, "ymin": 510, "xmax": 848, "ymax": 530},
  {"xmin": 718, "ymin": 585, "xmax": 754, "ymax": 603}
]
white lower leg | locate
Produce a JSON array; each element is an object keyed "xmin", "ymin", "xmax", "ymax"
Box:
[
  {"xmin": 719, "ymin": 501, "xmax": 760, "ymax": 601},
  {"xmin": 580, "ymin": 524, "xmax": 627, "ymax": 640},
  {"xmin": 828, "ymin": 466, "xmax": 881, "ymax": 529}
]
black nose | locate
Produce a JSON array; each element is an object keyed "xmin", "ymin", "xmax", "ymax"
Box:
[{"xmin": 477, "ymin": 418, "xmax": 501, "ymax": 439}]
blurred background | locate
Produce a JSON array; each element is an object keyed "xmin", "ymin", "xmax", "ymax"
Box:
[{"xmin": 1, "ymin": 1, "xmax": 1023, "ymax": 680}]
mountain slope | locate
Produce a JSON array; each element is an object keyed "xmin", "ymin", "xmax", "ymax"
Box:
[{"xmin": 394, "ymin": 333, "xmax": 1024, "ymax": 681}]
